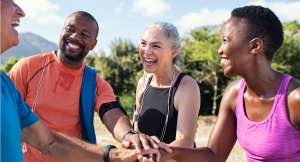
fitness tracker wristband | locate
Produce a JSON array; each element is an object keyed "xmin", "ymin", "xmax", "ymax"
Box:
[
  {"xmin": 104, "ymin": 145, "xmax": 116, "ymax": 162},
  {"xmin": 122, "ymin": 129, "xmax": 138, "ymax": 140}
]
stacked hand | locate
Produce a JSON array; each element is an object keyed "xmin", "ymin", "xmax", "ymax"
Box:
[{"xmin": 121, "ymin": 133, "xmax": 172, "ymax": 161}]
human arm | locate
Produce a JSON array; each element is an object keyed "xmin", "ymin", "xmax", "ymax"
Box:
[
  {"xmin": 287, "ymin": 78, "xmax": 300, "ymax": 130},
  {"xmin": 159, "ymin": 81, "xmax": 240, "ymax": 162},
  {"xmin": 96, "ymin": 77, "xmax": 162, "ymax": 152},
  {"xmin": 21, "ymin": 119, "xmax": 161, "ymax": 162},
  {"xmin": 169, "ymin": 76, "xmax": 200, "ymax": 148}
]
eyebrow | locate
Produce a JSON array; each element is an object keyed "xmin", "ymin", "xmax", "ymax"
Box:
[
  {"xmin": 66, "ymin": 25, "xmax": 91, "ymax": 35},
  {"xmin": 140, "ymin": 39, "xmax": 164, "ymax": 45}
]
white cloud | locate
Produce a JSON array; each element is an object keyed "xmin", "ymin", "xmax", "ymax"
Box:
[
  {"xmin": 246, "ymin": 0, "xmax": 300, "ymax": 22},
  {"xmin": 115, "ymin": 1, "xmax": 125, "ymax": 13},
  {"xmin": 175, "ymin": 0, "xmax": 300, "ymax": 35},
  {"xmin": 175, "ymin": 7, "xmax": 230, "ymax": 33},
  {"xmin": 15, "ymin": 0, "xmax": 64, "ymax": 24},
  {"xmin": 131, "ymin": 0, "xmax": 171, "ymax": 17},
  {"xmin": 37, "ymin": 12, "xmax": 65, "ymax": 24}
]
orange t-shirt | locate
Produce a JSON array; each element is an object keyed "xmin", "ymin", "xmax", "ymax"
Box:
[{"xmin": 8, "ymin": 50, "xmax": 116, "ymax": 162}]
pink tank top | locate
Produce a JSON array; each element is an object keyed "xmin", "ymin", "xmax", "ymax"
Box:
[{"xmin": 236, "ymin": 75, "xmax": 300, "ymax": 162}]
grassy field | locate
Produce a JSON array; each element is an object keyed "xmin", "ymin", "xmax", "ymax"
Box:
[{"xmin": 94, "ymin": 116, "xmax": 247, "ymax": 162}]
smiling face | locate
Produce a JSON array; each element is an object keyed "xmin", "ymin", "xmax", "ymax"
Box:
[
  {"xmin": 0, "ymin": 0, "xmax": 25, "ymax": 54},
  {"xmin": 139, "ymin": 26, "xmax": 177, "ymax": 74},
  {"xmin": 58, "ymin": 13, "xmax": 97, "ymax": 62},
  {"xmin": 218, "ymin": 17, "xmax": 251, "ymax": 77}
]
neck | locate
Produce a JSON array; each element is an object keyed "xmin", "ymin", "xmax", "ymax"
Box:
[
  {"xmin": 243, "ymin": 68, "xmax": 284, "ymax": 99},
  {"xmin": 56, "ymin": 50, "xmax": 83, "ymax": 70},
  {"xmin": 151, "ymin": 67, "xmax": 176, "ymax": 87}
]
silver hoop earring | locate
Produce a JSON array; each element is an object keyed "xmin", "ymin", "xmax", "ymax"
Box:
[{"xmin": 250, "ymin": 51, "xmax": 252, "ymax": 54}]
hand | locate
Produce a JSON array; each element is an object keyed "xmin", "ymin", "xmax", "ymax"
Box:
[
  {"xmin": 113, "ymin": 147, "xmax": 160, "ymax": 162},
  {"xmin": 158, "ymin": 147, "xmax": 173, "ymax": 162},
  {"xmin": 122, "ymin": 133, "xmax": 161, "ymax": 153},
  {"xmin": 137, "ymin": 142, "xmax": 172, "ymax": 162}
]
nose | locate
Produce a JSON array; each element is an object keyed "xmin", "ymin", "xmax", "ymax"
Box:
[
  {"xmin": 217, "ymin": 44, "xmax": 223, "ymax": 55},
  {"xmin": 143, "ymin": 46, "xmax": 152, "ymax": 57},
  {"xmin": 16, "ymin": 3, "xmax": 25, "ymax": 18},
  {"xmin": 70, "ymin": 32, "xmax": 79, "ymax": 40}
]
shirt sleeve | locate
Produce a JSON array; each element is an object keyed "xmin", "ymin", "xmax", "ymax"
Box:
[{"xmin": 94, "ymin": 75, "xmax": 116, "ymax": 114}]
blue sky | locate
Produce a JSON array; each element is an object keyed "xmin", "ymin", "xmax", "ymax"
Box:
[{"xmin": 15, "ymin": 0, "xmax": 300, "ymax": 55}]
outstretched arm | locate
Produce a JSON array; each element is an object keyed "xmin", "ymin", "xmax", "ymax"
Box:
[
  {"xmin": 160, "ymin": 81, "xmax": 240, "ymax": 162},
  {"xmin": 21, "ymin": 119, "xmax": 160, "ymax": 162}
]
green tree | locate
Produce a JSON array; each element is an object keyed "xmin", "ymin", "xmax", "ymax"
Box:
[
  {"xmin": 182, "ymin": 28, "xmax": 223, "ymax": 115},
  {"xmin": 272, "ymin": 21, "xmax": 300, "ymax": 80},
  {"xmin": 0, "ymin": 56, "xmax": 20, "ymax": 74}
]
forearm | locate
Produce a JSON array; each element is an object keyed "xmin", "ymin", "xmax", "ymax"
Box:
[
  {"xmin": 162, "ymin": 147, "xmax": 219, "ymax": 162},
  {"xmin": 169, "ymin": 137, "xmax": 194, "ymax": 148},
  {"xmin": 103, "ymin": 109, "xmax": 133, "ymax": 142},
  {"xmin": 40, "ymin": 131, "xmax": 105, "ymax": 162}
]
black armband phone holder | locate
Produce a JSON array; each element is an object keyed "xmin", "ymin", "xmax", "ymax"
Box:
[{"xmin": 99, "ymin": 97, "xmax": 127, "ymax": 122}]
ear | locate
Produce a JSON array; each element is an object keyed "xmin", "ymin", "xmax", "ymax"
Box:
[
  {"xmin": 249, "ymin": 38, "xmax": 263, "ymax": 54},
  {"xmin": 90, "ymin": 39, "xmax": 98, "ymax": 51},
  {"xmin": 171, "ymin": 47, "xmax": 179, "ymax": 58}
]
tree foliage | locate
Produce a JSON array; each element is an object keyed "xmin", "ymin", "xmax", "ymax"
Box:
[
  {"xmin": 3, "ymin": 21, "xmax": 300, "ymax": 116},
  {"xmin": 0, "ymin": 56, "xmax": 20, "ymax": 74}
]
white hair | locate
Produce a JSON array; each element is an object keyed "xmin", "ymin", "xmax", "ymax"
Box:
[{"xmin": 146, "ymin": 22, "xmax": 183, "ymax": 68}]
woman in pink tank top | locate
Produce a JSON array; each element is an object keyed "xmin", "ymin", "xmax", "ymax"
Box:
[{"xmin": 159, "ymin": 5, "xmax": 300, "ymax": 162}]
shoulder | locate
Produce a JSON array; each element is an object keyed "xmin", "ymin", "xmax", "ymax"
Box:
[
  {"xmin": 95, "ymin": 74, "xmax": 113, "ymax": 91},
  {"xmin": 176, "ymin": 74, "xmax": 199, "ymax": 93},
  {"xmin": 137, "ymin": 73, "xmax": 151, "ymax": 91},
  {"xmin": 1, "ymin": 71, "xmax": 14, "ymax": 88},
  {"xmin": 221, "ymin": 79, "xmax": 243, "ymax": 112},
  {"xmin": 224, "ymin": 79, "xmax": 241, "ymax": 96},
  {"xmin": 11, "ymin": 53, "xmax": 51, "ymax": 71}
]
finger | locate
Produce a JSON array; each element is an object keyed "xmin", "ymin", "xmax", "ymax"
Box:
[
  {"xmin": 147, "ymin": 136, "xmax": 159, "ymax": 149},
  {"xmin": 139, "ymin": 134, "xmax": 151, "ymax": 151},
  {"xmin": 158, "ymin": 142, "xmax": 172, "ymax": 153},
  {"xmin": 153, "ymin": 148, "xmax": 161, "ymax": 162},
  {"xmin": 138, "ymin": 155, "xmax": 144, "ymax": 162},
  {"xmin": 143, "ymin": 156, "xmax": 149, "ymax": 162},
  {"xmin": 150, "ymin": 135, "xmax": 161, "ymax": 143},
  {"xmin": 131, "ymin": 134, "xmax": 142, "ymax": 153}
]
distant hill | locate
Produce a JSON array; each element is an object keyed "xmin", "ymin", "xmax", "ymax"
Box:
[{"xmin": 1, "ymin": 32, "xmax": 59, "ymax": 65}]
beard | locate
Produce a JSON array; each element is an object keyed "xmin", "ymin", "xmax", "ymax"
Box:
[{"xmin": 60, "ymin": 38, "xmax": 86, "ymax": 62}]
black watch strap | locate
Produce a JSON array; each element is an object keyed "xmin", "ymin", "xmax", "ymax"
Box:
[
  {"xmin": 104, "ymin": 145, "xmax": 116, "ymax": 162},
  {"xmin": 122, "ymin": 129, "xmax": 138, "ymax": 140}
]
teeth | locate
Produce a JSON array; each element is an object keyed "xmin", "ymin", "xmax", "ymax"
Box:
[
  {"xmin": 145, "ymin": 58, "xmax": 156, "ymax": 61},
  {"xmin": 221, "ymin": 58, "xmax": 228, "ymax": 64},
  {"xmin": 11, "ymin": 21, "xmax": 19, "ymax": 27},
  {"xmin": 68, "ymin": 43, "xmax": 80, "ymax": 49}
]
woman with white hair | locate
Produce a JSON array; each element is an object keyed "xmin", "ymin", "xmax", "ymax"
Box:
[{"xmin": 133, "ymin": 22, "xmax": 201, "ymax": 151}]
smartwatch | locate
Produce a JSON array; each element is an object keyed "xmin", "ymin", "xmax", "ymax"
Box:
[{"xmin": 122, "ymin": 129, "xmax": 138, "ymax": 140}]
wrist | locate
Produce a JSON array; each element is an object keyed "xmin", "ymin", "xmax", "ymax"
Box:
[
  {"xmin": 122, "ymin": 129, "xmax": 137, "ymax": 140},
  {"xmin": 104, "ymin": 145, "xmax": 116, "ymax": 162}
]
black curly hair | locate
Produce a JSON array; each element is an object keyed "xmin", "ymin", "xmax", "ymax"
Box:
[{"xmin": 231, "ymin": 5, "xmax": 283, "ymax": 60}]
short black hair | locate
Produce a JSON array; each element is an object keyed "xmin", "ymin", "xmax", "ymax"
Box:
[
  {"xmin": 231, "ymin": 5, "xmax": 283, "ymax": 60},
  {"xmin": 70, "ymin": 11, "xmax": 99, "ymax": 39}
]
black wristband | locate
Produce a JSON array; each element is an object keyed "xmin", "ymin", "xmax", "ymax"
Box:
[
  {"xmin": 104, "ymin": 145, "xmax": 116, "ymax": 162},
  {"xmin": 122, "ymin": 129, "xmax": 138, "ymax": 140}
]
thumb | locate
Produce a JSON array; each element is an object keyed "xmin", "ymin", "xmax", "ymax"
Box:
[{"xmin": 121, "ymin": 139, "xmax": 130, "ymax": 148}]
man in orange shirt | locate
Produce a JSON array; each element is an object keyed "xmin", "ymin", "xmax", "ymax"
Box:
[{"xmin": 9, "ymin": 10, "xmax": 165, "ymax": 162}]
